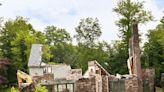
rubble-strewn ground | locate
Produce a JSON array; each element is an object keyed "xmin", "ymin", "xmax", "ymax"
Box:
[{"xmin": 0, "ymin": 86, "xmax": 162, "ymax": 92}]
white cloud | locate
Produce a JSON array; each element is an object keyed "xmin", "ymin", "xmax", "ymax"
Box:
[{"xmin": 0, "ymin": 0, "xmax": 163, "ymax": 44}]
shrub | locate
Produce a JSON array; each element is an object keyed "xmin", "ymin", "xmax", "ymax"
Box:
[
  {"xmin": 10, "ymin": 87, "xmax": 17, "ymax": 92},
  {"xmin": 35, "ymin": 84, "xmax": 48, "ymax": 92}
]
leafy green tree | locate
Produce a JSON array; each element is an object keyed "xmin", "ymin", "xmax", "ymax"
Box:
[
  {"xmin": 44, "ymin": 26, "xmax": 72, "ymax": 63},
  {"xmin": 0, "ymin": 17, "xmax": 36, "ymax": 71},
  {"xmin": 73, "ymin": 17, "xmax": 104, "ymax": 71},
  {"xmin": 105, "ymin": 41, "xmax": 129, "ymax": 74},
  {"xmin": 142, "ymin": 17, "xmax": 164, "ymax": 86},
  {"xmin": 57, "ymin": 44, "xmax": 79, "ymax": 66},
  {"xmin": 113, "ymin": 0, "xmax": 153, "ymax": 45},
  {"xmin": 45, "ymin": 26, "xmax": 71, "ymax": 46},
  {"xmin": 35, "ymin": 31, "xmax": 46, "ymax": 44},
  {"xmin": 73, "ymin": 41, "xmax": 109, "ymax": 73},
  {"xmin": 0, "ymin": 17, "xmax": 44, "ymax": 84},
  {"xmin": 49, "ymin": 44, "xmax": 67, "ymax": 63},
  {"xmin": 42, "ymin": 45, "xmax": 52, "ymax": 63},
  {"xmin": 74, "ymin": 17, "xmax": 101, "ymax": 47}
]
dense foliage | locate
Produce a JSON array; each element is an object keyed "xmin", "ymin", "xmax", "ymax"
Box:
[{"xmin": 142, "ymin": 17, "xmax": 164, "ymax": 86}]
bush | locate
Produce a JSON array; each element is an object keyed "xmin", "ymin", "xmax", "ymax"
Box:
[
  {"xmin": 10, "ymin": 87, "xmax": 17, "ymax": 92},
  {"xmin": 35, "ymin": 84, "xmax": 48, "ymax": 92}
]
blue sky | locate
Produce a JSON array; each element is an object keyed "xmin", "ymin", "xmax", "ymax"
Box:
[
  {"xmin": 0, "ymin": 0, "xmax": 163, "ymax": 43},
  {"xmin": 155, "ymin": 0, "xmax": 164, "ymax": 9}
]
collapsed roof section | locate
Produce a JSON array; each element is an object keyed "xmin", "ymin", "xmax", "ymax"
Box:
[
  {"xmin": 90, "ymin": 60, "xmax": 110, "ymax": 76},
  {"xmin": 84, "ymin": 60, "xmax": 110, "ymax": 78}
]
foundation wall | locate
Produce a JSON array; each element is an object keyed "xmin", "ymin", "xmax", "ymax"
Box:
[
  {"xmin": 125, "ymin": 77, "xmax": 139, "ymax": 92},
  {"xmin": 75, "ymin": 77, "xmax": 96, "ymax": 92}
]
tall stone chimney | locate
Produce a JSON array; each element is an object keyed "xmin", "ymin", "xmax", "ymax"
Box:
[
  {"xmin": 127, "ymin": 21, "xmax": 143, "ymax": 92},
  {"xmin": 132, "ymin": 22, "xmax": 142, "ymax": 80}
]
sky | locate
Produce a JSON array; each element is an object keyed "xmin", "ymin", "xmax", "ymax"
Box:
[{"xmin": 0, "ymin": 0, "xmax": 163, "ymax": 43}]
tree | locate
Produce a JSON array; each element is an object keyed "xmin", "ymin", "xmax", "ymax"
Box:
[
  {"xmin": 104, "ymin": 41, "xmax": 128, "ymax": 74},
  {"xmin": 73, "ymin": 41, "xmax": 110, "ymax": 73},
  {"xmin": 0, "ymin": 17, "xmax": 37, "ymax": 71},
  {"xmin": 113, "ymin": 0, "xmax": 153, "ymax": 45},
  {"xmin": 35, "ymin": 31, "xmax": 46, "ymax": 44},
  {"xmin": 142, "ymin": 17, "xmax": 164, "ymax": 86},
  {"xmin": 44, "ymin": 26, "xmax": 72, "ymax": 63},
  {"xmin": 0, "ymin": 16, "xmax": 42, "ymax": 85},
  {"xmin": 45, "ymin": 26, "xmax": 71, "ymax": 46},
  {"xmin": 74, "ymin": 17, "xmax": 101, "ymax": 47}
]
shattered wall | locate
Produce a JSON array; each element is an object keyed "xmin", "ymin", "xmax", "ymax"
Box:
[
  {"xmin": 102, "ymin": 75, "xmax": 108, "ymax": 92},
  {"xmin": 75, "ymin": 73, "xmax": 108, "ymax": 92},
  {"xmin": 75, "ymin": 77, "xmax": 96, "ymax": 92},
  {"xmin": 67, "ymin": 69, "xmax": 82, "ymax": 80},
  {"xmin": 29, "ymin": 67, "xmax": 44, "ymax": 76},
  {"xmin": 125, "ymin": 77, "xmax": 139, "ymax": 92},
  {"xmin": 142, "ymin": 68, "xmax": 155, "ymax": 92}
]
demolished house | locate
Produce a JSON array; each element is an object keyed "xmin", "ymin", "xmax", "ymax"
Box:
[
  {"xmin": 27, "ymin": 22, "xmax": 155, "ymax": 92},
  {"xmin": 28, "ymin": 45, "xmax": 110, "ymax": 92},
  {"xmin": 27, "ymin": 43, "xmax": 155, "ymax": 92},
  {"xmin": 76, "ymin": 60, "xmax": 110, "ymax": 92},
  {"xmin": 28, "ymin": 44, "xmax": 82, "ymax": 92}
]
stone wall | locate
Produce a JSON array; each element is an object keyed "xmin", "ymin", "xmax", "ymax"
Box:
[
  {"xmin": 29, "ymin": 67, "xmax": 44, "ymax": 76},
  {"xmin": 42, "ymin": 73, "xmax": 54, "ymax": 80},
  {"xmin": 67, "ymin": 69, "xmax": 82, "ymax": 81},
  {"xmin": 108, "ymin": 75, "xmax": 124, "ymax": 92},
  {"xmin": 142, "ymin": 68, "xmax": 155, "ymax": 92},
  {"xmin": 75, "ymin": 77, "xmax": 96, "ymax": 92},
  {"xmin": 125, "ymin": 77, "xmax": 139, "ymax": 92},
  {"xmin": 102, "ymin": 75, "xmax": 108, "ymax": 92},
  {"xmin": 95, "ymin": 75, "xmax": 102, "ymax": 92},
  {"xmin": 32, "ymin": 73, "xmax": 54, "ymax": 84}
]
